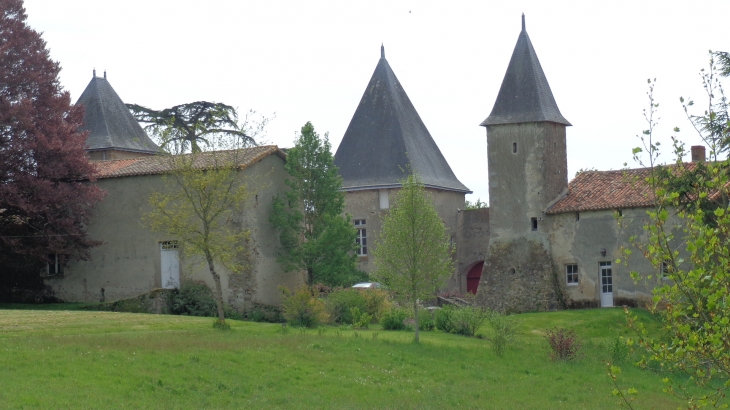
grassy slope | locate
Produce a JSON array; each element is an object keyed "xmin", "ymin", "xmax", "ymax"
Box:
[{"xmin": 0, "ymin": 307, "xmax": 687, "ymax": 409}]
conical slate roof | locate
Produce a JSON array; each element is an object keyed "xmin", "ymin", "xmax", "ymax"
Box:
[
  {"xmin": 75, "ymin": 72, "xmax": 160, "ymax": 153},
  {"xmin": 480, "ymin": 15, "xmax": 571, "ymax": 126},
  {"xmin": 334, "ymin": 46, "xmax": 470, "ymax": 193}
]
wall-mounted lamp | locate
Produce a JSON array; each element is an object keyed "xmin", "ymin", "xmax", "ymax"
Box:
[{"xmin": 600, "ymin": 248, "xmax": 607, "ymax": 257}]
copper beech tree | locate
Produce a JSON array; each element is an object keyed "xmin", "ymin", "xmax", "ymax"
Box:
[{"xmin": 0, "ymin": 0, "xmax": 104, "ymax": 269}]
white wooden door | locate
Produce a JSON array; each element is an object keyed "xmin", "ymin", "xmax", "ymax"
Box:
[
  {"xmin": 599, "ymin": 261, "xmax": 613, "ymax": 307},
  {"xmin": 160, "ymin": 241, "xmax": 180, "ymax": 289}
]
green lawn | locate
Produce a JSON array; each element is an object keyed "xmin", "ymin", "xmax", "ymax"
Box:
[{"xmin": 0, "ymin": 307, "xmax": 690, "ymax": 409}]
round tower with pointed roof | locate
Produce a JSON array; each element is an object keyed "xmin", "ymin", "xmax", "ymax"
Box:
[{"xmin": 475, "ymin": 15, "xmax": 568, "ymax": 312}]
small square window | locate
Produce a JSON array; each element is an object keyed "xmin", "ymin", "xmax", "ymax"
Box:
[
  {"xmin": 661, "ymin": 261, "xmax": 670, "ymax": 278},
  {"xmin": 47, "ymin": 254, "xmax": 64, "ymax": 276},
  {"xmin": 566, "ymin": 264, "xmax": 578, "ymax": 285}
]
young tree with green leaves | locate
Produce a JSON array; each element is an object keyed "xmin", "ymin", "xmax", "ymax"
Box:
[
  {"xmin": 372, "ymin": 174, "xmax": 454, "ymax": 343},
  {"xmin": 621, "ymin": 51, "xmax": 730, "ymax": 408},
  {"xmin": 144, "ymin": 150, "xmax": 250, "ymax": 324},
  {"xmin": 269, "ymin": 122, "xmax": 364, "ymax": 287}
]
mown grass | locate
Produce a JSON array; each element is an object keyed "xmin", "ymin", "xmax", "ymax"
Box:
[{"xmin": 0, "ymin": 307, "xmax": 691, "ymax": 409}]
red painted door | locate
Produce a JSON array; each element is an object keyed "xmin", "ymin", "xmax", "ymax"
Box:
[{"xmin": 467, "ymin": 262, "xmax": 484, "ymax": 294}]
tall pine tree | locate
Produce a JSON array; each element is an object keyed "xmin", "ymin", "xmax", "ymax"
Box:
[
  {"xmin": 0, "ymin": 0, "xmax": 104, "ymax": 271},
  {"xmin": 270, "ymin": 122, "xmax": 364, "ymax": 287}
]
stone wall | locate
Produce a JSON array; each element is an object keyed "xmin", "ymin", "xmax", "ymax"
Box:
[
  {"xmin": 454, "ymin": 208, "xmax": 490, "ymax": 292},
  {"xmin": 475, "ymin": 237, "xmax": 560, "ymax": 313}
]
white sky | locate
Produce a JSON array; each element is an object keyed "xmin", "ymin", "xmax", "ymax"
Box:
[{"xmin": 23, "ymin": 0, "xmax": 730, "ymax": 203}]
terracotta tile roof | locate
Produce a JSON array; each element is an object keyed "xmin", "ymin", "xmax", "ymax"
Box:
[
  {"xmin": 546, "ymin": 163, "xmax": 701, "ymax": 214},
  {"xmin": 94, "ymin": 145, "xmax": 285, "ymax": 179}
]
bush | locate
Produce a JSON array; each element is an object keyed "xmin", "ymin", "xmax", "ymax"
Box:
[
  {"xmin": 324, "ymin": 288, "xmax": 391, "ymax": 324},
  {"xmin": 361, "ymin": 289, "xmax": 391, "ymax": 322},
  {"xmin": 605, "ymin": 335, "xmax": 630, "ymax": 363},
  {"xmin": 380, "ymin": 307, "xmax": 410, "ymax": 330},
  {"xmin": 324, "ymin": 288, "xmax": 367, "ymax": 324},
  {"xmin": 350, "ymin": 307, "xmax": 372, "ymax": 329},
  {"xmin": 435, "ymin": 305, "xmax": 456, "ymax": 333},
  {"xmin": 545, "ymin": 327, "xmax": 582, "ymax": 361},
  {"xmin": 280, "ymin": 286, "xmax": 328, "ymax": 328},
  {"xmin": 451, "ymin": 306, "xmax": 489, "ymax": 337},
  {"xmin": 418, "ymin": 308, "xmax": 436, "ymax": 331},
  {"xmin": 485, "ymin": 311, "xmax": 520, "ymax": 356},
  {"xmin": 248, "ymin": 305, "xmax": 283, "ymax": 323},
  {"xmin": 168, "ymin": 281, "xmax": 217, "ymax": 317}
]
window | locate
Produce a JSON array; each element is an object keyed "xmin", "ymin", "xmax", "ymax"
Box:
[
  {"xmin": 512, "ymin": 142, "xmax": 518, "ymax": 154},
  {"xmin": 47, "ymin": 254, "xmax": 63, "ymax": 276},
  {"xmin": 575, "ymin": 212, "xmax": 580, "ymax": 221},
  {"xmin": 531, "ymin": 217, "xmax": 538, "ymax": 231},
  {"xmin": 566, "ymin": 264, "xmax": 578, "ymax": 285},
  {"xmin": 354, "ymin": 219, "xmax": 367, "ymax": 255},
  {"xmin": 379, "ymin": 189, "xmax": 389, "ymax": 209},
  {"xmin": 661, "ymin": 261, "xmax": 670, "ymax": 278}
]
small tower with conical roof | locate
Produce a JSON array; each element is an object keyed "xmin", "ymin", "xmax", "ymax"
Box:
[
  {"xmin": 481, "ymin": 14, "xmax": 570, "ymax": 240},
  {"xmin": 335, "ymin": 46, "xmax": 470, "ymax": 275},
  {"xmin": 475, "ymin": 15, "xmax": 568, "ymax": 312},
  {"xmin": 75, "ymin": 71, "xmax": 160, "ymax": 161}
]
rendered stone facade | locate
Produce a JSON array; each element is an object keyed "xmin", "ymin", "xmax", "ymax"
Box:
[{"xmin": 45, "ymin": 148, "xmax": 303, "ymax": 309}]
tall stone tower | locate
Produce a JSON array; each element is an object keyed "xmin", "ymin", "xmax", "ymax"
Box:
[{"xmin": 475, "ymin": 15, "xmax": 570, "ymax": 312}]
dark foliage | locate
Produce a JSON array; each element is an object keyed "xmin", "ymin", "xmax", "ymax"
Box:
[
  {"xmin": 0, "ymin": 0, "xmax": 104, "ymax": 267},
  {"xmin": 127, "ymin": 101, "xmax": 253, "ymax": 153},
  {"xmin": 545, "ymin": 327, "xmax": 582, "ymax": 361}
]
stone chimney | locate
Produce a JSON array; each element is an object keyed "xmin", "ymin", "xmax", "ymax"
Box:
[{"xmin": 691, "ymin": 145, "xmax": 706, "ymax": 162}]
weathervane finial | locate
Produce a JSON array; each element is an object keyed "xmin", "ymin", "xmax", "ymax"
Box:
[
  {"xmin": 381, "ymin": 43, "xmax": 384, "ymax": 59},
  {"xmin": 522, "ymin": 13, "xmax": 525, "ymax": 31}
]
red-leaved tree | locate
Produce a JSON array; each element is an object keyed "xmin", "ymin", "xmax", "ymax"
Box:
[{"xmin": 0, "ymin": 0, "xmax": 104, "ymax": 269}]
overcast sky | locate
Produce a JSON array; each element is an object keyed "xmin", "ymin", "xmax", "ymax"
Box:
[{"xmin": 23, "ymin": 0, "xmax": 730, "ymax": 202}]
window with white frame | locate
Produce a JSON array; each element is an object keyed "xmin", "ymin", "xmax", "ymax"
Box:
[
  {"xmin": 566, "ymin": 264, "xmax": 578, "ymax": 285},
  {"xmin": 354, "ymin": 219, "xmax": 367, "ymax": 255},
  {"xmin": 47, "ymin": 254, "xmax": 63, "ymax": 276}
]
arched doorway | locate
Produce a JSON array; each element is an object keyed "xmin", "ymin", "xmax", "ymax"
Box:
[{"xmin": 466, "ymin": 261, "xmax": 484, "ymax": 294}]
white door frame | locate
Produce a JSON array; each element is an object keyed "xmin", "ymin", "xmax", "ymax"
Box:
[
  {"xmin": 160, "ymin": 241, "xmax": 180, "ymax": 289},
  {"xmin": 599, "ymin": 261, "xmax": 613, "ymax": 307}
]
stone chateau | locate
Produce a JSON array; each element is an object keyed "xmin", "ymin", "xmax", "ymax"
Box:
[{"xmin": 43, "ymin": 16, "xmax": 696, "ymax": 312}]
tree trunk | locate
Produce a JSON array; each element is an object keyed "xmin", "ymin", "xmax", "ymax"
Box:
[
  {"xmin": 206, "ymin": 252, "xmax": 226, "ymax": 321},
  {"xmin": 307, "ymin": 267, "xmax": 313, "ymax": 286},
  {"xmin": 413, "ymin": 303, "xmax": 420, "ymax": 343}
]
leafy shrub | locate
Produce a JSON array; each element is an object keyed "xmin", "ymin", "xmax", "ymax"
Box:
[
  {"xmin": 280, "ymin": 286, "xmax": 328, "ymax": 328},
  {"xmin": 418, "ymin": 308, "xmax": 436, "ymax": 331},
  {"xmin": 435, "ymin": 305, "xmax": 456, "ymax": 333},
  {"xmin": 361, "ymin": 289, "xmax": 391, "ymax": 322},
  {"xmin": 605, "ymin": 335, "xmax": 630, "ymax": 363},
  {"xmin": 324, "ymin": 288, "xmax": 366, "ymax": 324},
  {"xmin": 380, "ymin": 307, "xmax": 410, "ymax": 330},
  {"xmin": 451, "ymin": 306, "xmax": 489, "ymax": 336},
  {"xmin": 168, "ymin": 281, "xmax": 217, "ymax": 317},
  {"xmin": 350, "ymin": 307, "xmax": 372, "ymax": 329},
  {"xmin": 485, "ymin": 311, "xmax": 520, "ymax": 356},
  {"xmin": 545, "ymin": 327, "xmax": 582, "ymax": 361},
  {"xmin": 248, "ymin": 304, "xmax": 284, "ymax": 323},
  {"xmin": 324, "ymin": 288, "xmax": 391, "ymax": 324}
]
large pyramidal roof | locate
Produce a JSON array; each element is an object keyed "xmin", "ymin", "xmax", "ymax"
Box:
[
  {"xmin": 481, "ymin": 15, "xmax": 570, "ymax": 126},
  {"xmin": 75, "ymin": 72, "xmax": 160, "ymax": 154},
  {"xmin": 334, "ymin": 46, "xmax": 470, "ymax": 193}
]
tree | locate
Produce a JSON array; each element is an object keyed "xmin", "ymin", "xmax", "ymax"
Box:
[
  {"xmin": 144, "ymin": 150, "xmax": 250, "ymax": 323},
  {"xmin": 372, "ymin": 174, "xmax": 454, "ymax": 343},
  {"xmin": 269, "ymin": 122, "xmax": 364, "ymax": 287},
  {"xmin": 0, "ymin": 0, "xmax": 104, "ymax": 269},
  {"xmin": 127, "ymin": 102, "xmax": 259, "ymax": 154},
  {"xmin": 621, "ymin": 52, "xmax": 730, "ymax": 408}
]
